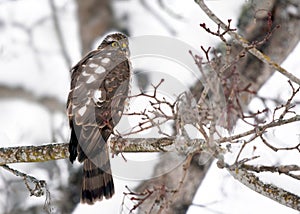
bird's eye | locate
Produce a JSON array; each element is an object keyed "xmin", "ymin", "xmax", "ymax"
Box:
[
  {"xmin": 122, "ymin": 43, "xmax": 127, "ymax": 48},
  {"xmin": 111, "ymin": 42, "xmax": 118, "ymax": 47}
]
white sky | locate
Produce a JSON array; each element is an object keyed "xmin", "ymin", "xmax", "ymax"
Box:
[{"xmin": 0, "ymin": 0, "xmax": 299, "ymax": 213}]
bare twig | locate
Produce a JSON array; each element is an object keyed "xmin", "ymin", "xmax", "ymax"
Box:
[
  {"xmin": 121, "ymin": 155, "xmax": 194, "ymax": 213},
  {"xmin": 217, "ymin": 115, "xmax": 300, "ymax": 144},
  {"xmin": 200, "ymin": 19, "xmax": 236, "ymax": 44},
  {"xmin": 121, "ymin": 185, "xmax": 155, "ymax": 213},
  {"xmin": 1, "ymin": 165, "xmax": 53, "ymax": 213},
  {"xmin": 273, "ymin": 81, "xmax": 300, "ymax": 121},
  {"xmin": 194, "ymin": 0, "xmax": 300, "ymax": 86},
  {"xmin": 242, "ymin": 164, "xmax": 300, "ymax": 181},
  {"xmin": 122, "ymin": 79, "xmax": 177, "ymax": 137},
  {"xmin": 1, "ymin": 165, "xmax": 46, "ymax": 197},
  {"xmin": 140, "ymin": 0, "xmax": 177, "ymax": 35},
  {"xmin": 157, "ymin": 0, "xmax": 184, "ymax": 19}
]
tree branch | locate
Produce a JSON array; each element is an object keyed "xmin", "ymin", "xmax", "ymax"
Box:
[
  {"xmin": 227, "ymin": 166, "xmax": 300, "ymax": 211},
  {"xmin": 218, "ymin": 115, "xmax": 300, "ymax": 143},
  {"xmin": 0, "ymin": 85, "xmax": 65, "ymax": 113},
  {"xmin": 0, "ymin": 143, "xmax": 69, "ymax": 165},
  {"xmin": 48, "ymin": 0, "xmax": 72, "ymax": 69},
  {"xmin": 194, "ymin": 0, "xmax": 300, "ymax": 86},
  {"xmin": 0, "ymin": 138, "xmax": 206, "ymax": 165}
]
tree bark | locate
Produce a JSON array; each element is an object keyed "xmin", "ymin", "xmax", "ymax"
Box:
[{"xmin": 77, "ymin": 0, "xmax": 113, "ymax": 55}]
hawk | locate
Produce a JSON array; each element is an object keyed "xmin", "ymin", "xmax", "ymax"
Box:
[{"xmin": 67, "ymin": 33, "xmax": 131, "ymax": 204}]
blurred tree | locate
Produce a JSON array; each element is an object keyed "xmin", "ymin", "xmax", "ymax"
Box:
[{"xmin": 77, "ymin": 0, "xmax": 113, "ymax": 55}]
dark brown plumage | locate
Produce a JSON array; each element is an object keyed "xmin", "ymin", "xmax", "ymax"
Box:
[{"xmin": 67, "ymin": 33, "xmax": 131, "ymax": 204}]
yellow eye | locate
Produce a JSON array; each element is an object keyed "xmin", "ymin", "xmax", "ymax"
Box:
[
  {"xmin": 122, "ymin": 43, "xmax": 127, "ymax": 48},
  {"xmin": 111, "ymin": 42, "xmax": 118, "ymax": 47}
]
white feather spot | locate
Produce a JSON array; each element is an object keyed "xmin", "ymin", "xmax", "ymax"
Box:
[
  {"xmin": 118, "ymin": 110, "xmax": 122, "ymax": 117},
  {"xmin": 101, "ymin": 58, "xmax": 110, "ymax": 64},
  {"xmin": 86, "ymin": 75, "xmax": 96, "ymax": 83},
  {"xmin": 89, "ymin": 63, "xmax": 98, "ymax": 68},
  {"xmin": 85, "ymin": 99, "xmax": 91, "ymax": 105},
  {"xmin": 78, "ymin": 106, "xmax": 86, "ymax": 116},
  {"xmin": 106, "ymin": 53, "xmax": 112, "ymax": 56},
  {"xmin": 95, "ymin": 66, "xmax": 105, "ymax": 74},
  {"xmin": 93, "ymin": 90, "xmax": 104, "ymax": 103},
  {"xmin": 82, "ymin": 70, "xmax": 89, "ymax": 76},
  {"xmin": 106, "ymin": 37, "xmax": 114, "ymax": 42},
  {"xmin": 74, "ymin": 84, "xmax": 81, "ymax": 90}
]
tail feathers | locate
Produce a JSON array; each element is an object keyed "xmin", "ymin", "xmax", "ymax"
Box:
[
  {"xmin": 69, "ymin": 124, "xmax": 79, "ymax": 163},
  {"xmin": 81, "ymin": 159, "xmax": 115, "ymax": 204}
]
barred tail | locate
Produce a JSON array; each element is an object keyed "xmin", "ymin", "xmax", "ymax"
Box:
[{"xmin": 81, "ymin": 157, "xmax": 114, "ymax": 204}]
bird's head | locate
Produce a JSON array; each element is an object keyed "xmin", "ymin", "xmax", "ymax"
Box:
[{"xmin": 98, "ymin": 33, "xmax": 130, "ymax": 57}]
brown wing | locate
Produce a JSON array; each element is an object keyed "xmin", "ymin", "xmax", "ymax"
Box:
[
  {"xmin": 67, "ymin": 49, "xmax": 130, "ymax": 203},
  {"xmin": 67, "ymin": 51, "xmax": 130, "ymax": 160}
]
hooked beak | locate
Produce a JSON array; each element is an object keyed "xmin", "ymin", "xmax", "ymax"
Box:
[
  {"xmin": 123, "ymin": 48, "xmax": 130, "ymax": 57},
  {"xmin": 121, "ymin": 47, "xmax": 130, "ymax": 57},
  {"xmin": 120, "ymin": 42, "xmax": 130, "ymax": 57}
]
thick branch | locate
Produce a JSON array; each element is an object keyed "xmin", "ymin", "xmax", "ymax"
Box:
[
  {"xmin": 0, "ymin": 138, "xmax": 205, "ymax": 165},
  {"xmin": 228, "ymin": 167, "xmax": 300, "ymax": 211},
  {"xmin": 111, "ymin": 137, "xmax": 175, "ymax": 152},
  {"xmin": 0, "ymin": 143, "xmax": 69, "ymax": 165}
]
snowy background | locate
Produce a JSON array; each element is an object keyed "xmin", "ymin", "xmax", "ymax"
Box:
[{"xmin": 0, "ymin": 0, "xmax": 299, "ymax": 213}]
